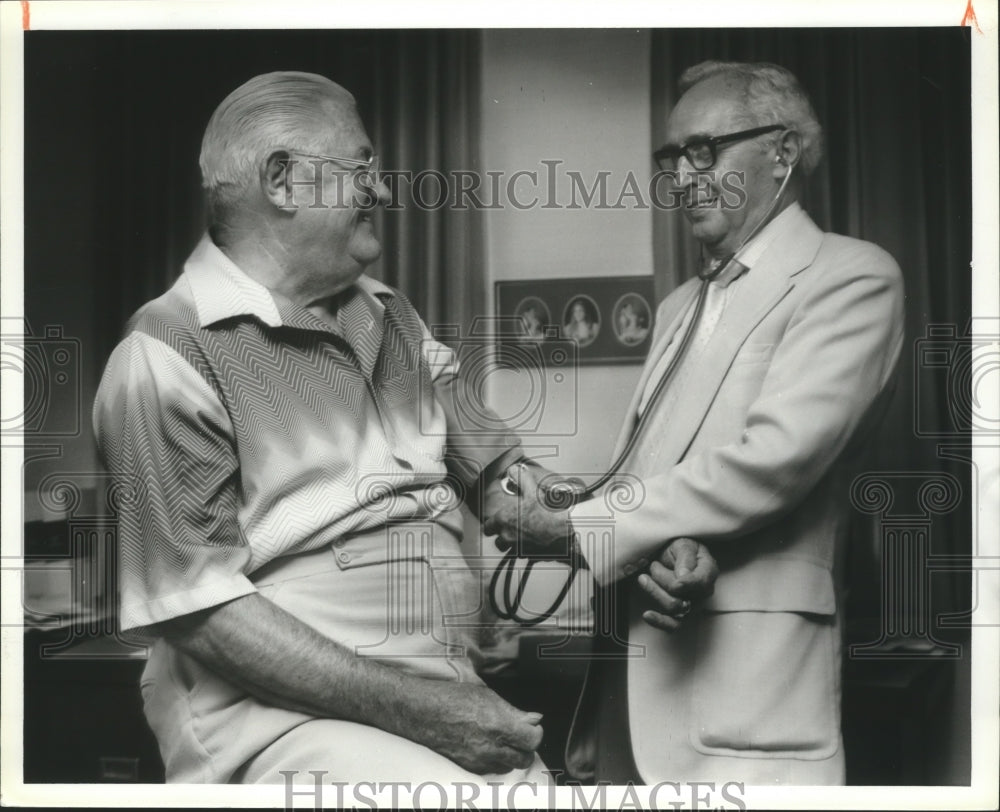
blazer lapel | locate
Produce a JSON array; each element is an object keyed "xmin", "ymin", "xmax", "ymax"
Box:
[
  {"xmin": 646, "ymin": 208, "xmax": 825, "ymax": 469},
  {"xmin": 610, "ymin": 280, "xmax": 701, "ymax": 460}
]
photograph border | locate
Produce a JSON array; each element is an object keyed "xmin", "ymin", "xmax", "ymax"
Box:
[{"xmin": 1, "ymin": 2, "xmax": 997, "ymax": 809}]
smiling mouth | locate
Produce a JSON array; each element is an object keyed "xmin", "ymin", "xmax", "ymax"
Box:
[
  {"xmin": 685, "ymin": 197, "xmax": 721, "ymax": 215},
  {"xmin": 686, "ymin": 195, "xmax": 720, "ymax": 209}
]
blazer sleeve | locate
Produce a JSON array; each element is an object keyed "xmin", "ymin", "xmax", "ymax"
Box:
[{"xmin": 572, "ymin": 240, "xmax": 905, "ymax": 586}]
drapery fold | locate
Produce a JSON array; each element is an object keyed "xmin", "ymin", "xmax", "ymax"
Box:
[{"xmin": 369, "ymin": 31, "xmax": 485, "ymax": 335}]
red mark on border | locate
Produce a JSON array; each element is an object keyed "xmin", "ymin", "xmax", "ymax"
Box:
[
  {"xmin": 21, "ymin": 1, "xmax": 30, "ymax": 30},
  {"xmin": 961, "ymin": 0, "xmax": 982, "ymax": 34}
]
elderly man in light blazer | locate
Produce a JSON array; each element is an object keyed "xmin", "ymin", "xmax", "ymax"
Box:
[{"xmin": 487, "ymin": 60, "xmax": 905, "ymax": 785}]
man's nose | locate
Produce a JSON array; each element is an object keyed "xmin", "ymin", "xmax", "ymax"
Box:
[
  {"xmin": 673, "ymin": 153, "xmax": 699, "ymax": 189},
  {"xmin": 355, "ymin": 174, "xmax": 391, "ymax": 210}
]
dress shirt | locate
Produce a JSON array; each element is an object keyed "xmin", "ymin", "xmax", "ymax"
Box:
[{"xmin": 636, "ymin": 202, "xmax": 803, "ymax": 418}]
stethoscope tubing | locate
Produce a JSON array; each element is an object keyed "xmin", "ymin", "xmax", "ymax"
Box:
[
  {"xmin": 487, "ymin": 284, "xmax": 708, "ymax": 625},
  {"xmin": 488, "ymin": 163, "xmax": 796, "ymax": 625}
]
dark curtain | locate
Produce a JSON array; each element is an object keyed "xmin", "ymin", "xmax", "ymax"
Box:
[
  {"xmin": 25, "ymin": 30, "xmax": 484, "ymax": 376},
  {"xmin": 650, "ymin": 29, "xmax": 973, "ymax": 624},
  {"xmin": 370, "ymin": 33, "xmax": 485, "ymax": 332}
]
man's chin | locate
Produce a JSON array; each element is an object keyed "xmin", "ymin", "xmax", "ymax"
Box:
[{"xmin": 688, "ymin": 218, "xmax": 723, "ymax": 245}]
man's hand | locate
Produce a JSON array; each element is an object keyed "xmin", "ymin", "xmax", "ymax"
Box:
[
  {"xmin": 482, "ymin": 462, "xmax": 574, "ymax": 559},
  {"xmin": 417, "ymin": 682, "xmax": 543, "ymax": 774},
  {"xmin": 637, "ymin": 538, "xmax": 719, "ymax": 632}
]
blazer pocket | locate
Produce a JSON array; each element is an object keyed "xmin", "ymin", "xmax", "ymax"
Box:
[{"xmin": 690, "ymin": 610, "xmax": 840, "ymax": 761}]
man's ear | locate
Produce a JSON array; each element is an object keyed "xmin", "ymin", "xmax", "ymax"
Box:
[
  {"xmin": 261, "ymin": 150, "xmax": 294, "ymax": 210},
  {"xmin": 773, "ymin": 129, "xmax": 803, "ymax": 178}
]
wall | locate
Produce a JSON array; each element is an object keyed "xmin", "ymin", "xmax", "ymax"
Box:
[
  {"xmin": 473, "ymin": 31, "xmax": 653, "ymax": 620},
  {"xmin": 480, "ymin": 29, "xmax": 653, "ymax": 476}
]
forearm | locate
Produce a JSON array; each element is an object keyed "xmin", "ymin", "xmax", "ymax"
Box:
[{"xmin": 158, "ymin": 592, "xmax": 434, "ymax": 736}]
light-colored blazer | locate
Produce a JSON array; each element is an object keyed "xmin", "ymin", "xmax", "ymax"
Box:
[{"xmin": 566, "ymin": 206, "xmax": 905, "ymax": 784}]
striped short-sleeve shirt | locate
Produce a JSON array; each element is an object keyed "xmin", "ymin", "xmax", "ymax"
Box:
[{"xmin": 94, "ymin": 235, "xmax": 517, "ymax": 631}]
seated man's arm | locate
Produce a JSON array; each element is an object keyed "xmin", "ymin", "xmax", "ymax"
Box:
[{"xmin": 155, "ymin": 593, "xmax": 542, "ymax": 774}]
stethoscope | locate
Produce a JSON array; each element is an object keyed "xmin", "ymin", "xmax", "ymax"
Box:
[{"xmin": 488, "ymin": 158, "xmax": 796, "ymax": 626}]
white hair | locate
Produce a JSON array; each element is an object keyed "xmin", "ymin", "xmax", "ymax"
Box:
[
  {"xmin": 679, "ymin": 60, "xmax": 824, "ymax": 174},
  {"xmin": 199, "ymin": 71, "xmax": 356, "ymax": 224}
]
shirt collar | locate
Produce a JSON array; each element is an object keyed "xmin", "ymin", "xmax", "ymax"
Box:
[
  {"xmin": 183, "ymin": 233, "xmax": 395, "ymax": 329},
  {"xmin": 732, "ymin": 201, "xmax": 803, "ymax": 272}
]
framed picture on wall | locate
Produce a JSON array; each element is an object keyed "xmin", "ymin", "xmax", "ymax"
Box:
[{"xmin": 495, "ymin": 276, "xmax": 656, "ymax": 365}]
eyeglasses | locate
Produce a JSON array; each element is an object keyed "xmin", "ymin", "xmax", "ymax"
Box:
[
  {"xmin": 653, "ymin": 124, "xmax": 785, "ymax": 171},
  {"xmin": 286, "ymin": 151, "xmax": 381, "ymax": 184}
]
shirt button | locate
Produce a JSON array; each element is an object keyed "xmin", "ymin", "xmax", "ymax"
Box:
[
  {"xmin": 332, "ymin": 538, "xmax": 344, "ymax": 548},
  {"xmin": 337, "ymin": 552, "xmax": 351, "ymax": 564},
  {"xmin": 623, "ymin": 563, "xmax": 637, "ymax": 577}
]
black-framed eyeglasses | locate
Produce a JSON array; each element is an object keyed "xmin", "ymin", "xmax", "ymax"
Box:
[
  {"xmin": 653, "ymin": 124, "xmax": 785, "ymax": 171},
  {"xmin": 286, "ymin": 150, "xmax": 381, "ymax": 184}
]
